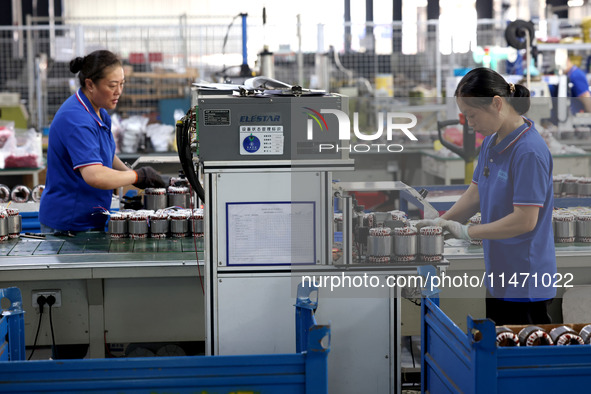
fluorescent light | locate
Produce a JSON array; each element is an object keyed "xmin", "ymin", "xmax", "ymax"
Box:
[{"xmin": 568, "ymin": 0, "xmax": 584, "ymax": 7}]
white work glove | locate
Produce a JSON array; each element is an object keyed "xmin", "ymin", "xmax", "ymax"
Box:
[
  {"xmin": 415, "ymin": 217, "xmax": 446, "ymax": 230},
  {"xmin": 441, "ymin": 219, "xmax": 472, "ymax": 241}
]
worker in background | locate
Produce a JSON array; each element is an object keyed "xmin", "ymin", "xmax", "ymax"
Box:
[
  {"xmin": 548, "ymin": 56, "xmax": 591, "ymax": 123},
  {"xmin": 418, "ymin": 68, "xmax": 556, "ymax": 326},
  {"xmin": 564, "ymin": 57, "xmax": 591, "ymax": 114},
  {"xmin": 39, "ymin": 50, "xmax": 165, "ymax": 233}
]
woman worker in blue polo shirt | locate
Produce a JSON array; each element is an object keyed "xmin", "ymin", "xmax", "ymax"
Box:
[
  {"xmin": 39, "ymin": 50, "xmax": 165, "ymax": 232},
  {"xmin": 422, "ymin": 67, "xmax": 556, "ymax": 325}
]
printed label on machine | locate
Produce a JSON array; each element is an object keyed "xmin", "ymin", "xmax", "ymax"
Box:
[
  {"xmin": 226, "ymin": 201, "xmax": 316, "ymax": 265},
  {"xmin": 239, "ymin": 125, "xmax": 284, "ymax": 155},
  {"xmin": 203, "ymin": 109, "xmax": 231, "ymax": 126}
]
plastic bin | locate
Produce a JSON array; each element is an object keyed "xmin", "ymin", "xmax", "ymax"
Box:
[
  {"xmin": 0, "ymin": 285, "xmax": 329, "ymax": 393},
  {"xmin": 421, "ymin": 297, "xmax": 591, "ymax": 393}
]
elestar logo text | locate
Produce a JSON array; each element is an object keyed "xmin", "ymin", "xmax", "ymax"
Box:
[{"xmin": 305, "ymin": 109, "xmax": 418, "ymax": 152}]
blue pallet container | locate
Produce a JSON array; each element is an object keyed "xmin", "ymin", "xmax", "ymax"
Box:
[
  {"xmin": 0, "ymin": 287, "xmax": 26, "ymax": 362},
  {"xmin": 0, "ymin": 284, "xmax": 330, "ymax": 393},
  {"xmin": 421, "ymin": 297, "xmax": 591, "ymax": 393}
]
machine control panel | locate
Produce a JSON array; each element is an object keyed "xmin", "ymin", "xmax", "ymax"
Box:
[
  {"xmin": 196, "ymin": 94, "xmax": 345, "ymax": 162},
  {"xmin": 239, "ymin": 125, "xmax": 284, "ymax": 155}
]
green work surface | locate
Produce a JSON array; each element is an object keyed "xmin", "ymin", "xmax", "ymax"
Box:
[
  {"xmin": 59, "ymin": 240, "xmax": 86, "ymax": 254},
  {"xmin": 157, "ymin": 239, "xmax": 183, "ymax": 252},
  {"xmin": 83, "ymin": 240, "xmax": 111, "ymax": 254},
  {"xmin": 133, "ymin": 239, "xmax": 159, "ymax": 253},
  {"xmin": 33, "ymin": 240, "xmax": 65, "ymax": 255},
  {"xmin": 109, "ymin": 239, "xmax": 135, "ymax": 253},
  {"xmin": 0, "ymin": 240, "xmax": 19, "ymax": 256},
  {"xmin": 1, "ymin": 234, "xmax": 205, "ymax": 256},
  {"xmin": 182, "ymin": 237, "xmax": 203, "ymax": 252},
  {"xmin": 8, "ymin": 241, "xmax": 41, "ymax": 256}
]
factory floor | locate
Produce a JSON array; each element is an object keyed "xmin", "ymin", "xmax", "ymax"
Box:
[{"xmin": 401, "ymin": 335, "xmax": 422, "ymax": 393}]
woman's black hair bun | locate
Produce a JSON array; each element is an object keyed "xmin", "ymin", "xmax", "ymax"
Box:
[{"xmin": 69, "ymin": 56, "xmax": 85, "ymax": 73}]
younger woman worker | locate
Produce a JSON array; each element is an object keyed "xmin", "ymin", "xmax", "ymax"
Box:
[
  {"xmin": 40, "ymin": 50, "xmax": 165, "ymax": 232},
  {"xmin": 420, "ymin": 67, "xmax": 556, "ymax": 325}
]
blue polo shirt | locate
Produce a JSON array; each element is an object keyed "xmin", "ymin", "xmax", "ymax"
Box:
[
  {"xmin": 39, "ymin": 89, "xmax": 115, "ymax": 231},
  {"xmin": 473, "ymin": 118, "xmax": 556, "ymax": 300},
  {"xmin": 568, "ymin": 65, "xmax": 590, "ymax": 114}
]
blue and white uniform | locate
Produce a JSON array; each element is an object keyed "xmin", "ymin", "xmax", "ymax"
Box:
[
  {"xmin": 568, "ymin": 65, "xmax": 591, "ymax": 114},
  {"xmin": 39, "ymin": 89, "xmax": 115, "ymax": 231},
  {"xmin": 473, "ymin": 118, "xmax": 556, "ymax": 300}
]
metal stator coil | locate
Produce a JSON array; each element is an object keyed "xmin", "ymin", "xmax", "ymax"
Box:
[
  {"xmin": 518, "ymin": 325, "xmax": 553, "ymax": 346},
  {"xmin": 367, "ymin": 227, "xmax": 392, "ymax": 263},
  {"xmin": 10, "ymin": 185, "xmax": 30, "ymax": 202},
  {"xmin": 576, "ymin": 213, "xmax": 591, "ymax": 243},
  {"xmin": 170, "ymin": 210, "xmax": 190, "ymax": 238},
  {"xmin": 144, "ymin": 188, "xmax": 168, "ymax": 211},
  {"xmin": 149, "ymin": 211, "xmax": 170, "ymax": 238},
  {"xmin": 168, "ymin": 186, "xmax": 191, "ymax": 209},
  {"xmin": 563, "ymin": 177, "xmax": 579, "ymax": 197},
  {"xmin": 549, "ymin": 325, "xmax": 584, "ymax": 346},
  {"xmin": 128, "ymin": 212, "xmax": 150, "ymax": 239},
  {"xmin": 576, "ymin": 177, "xmax": 591, "ymax": 197},
  {"xmin": 6, "ymin": 208, "xmax": 21, "ymax": 239},
  {"xmin": 579, "ymin": 324, "xmax": 591, "ymax": 344},
  {"xmin": 553, "ymin": 212, "xmax": 576, "ymax": 243},
  {"xmin": 108, "ymin": 213, "xmax": 128, "ymax": 239},
  {"xmin": 364, "ymin": 213, "xmax": 375, "ymax": 228},
  {"xmin": 469, "ymin": 213, "xmax": 482, "ymax": 246},
  {"xmin": 0, "ymin": 210, "xmax": 8, "ymax": 241},
  {"xmin": 419, "ymin": 226, "xmax": 444, "ymax": 262},
  {"xmin": 31, "ymin": 184, "xmax": 45, "ymax": 202},
  {"xmin": 495, "ymin": 326, "xmax": 520, "ymax": 347},
  {"xmin": 552, "ymin": 176, "xmax": 563, "ymax": 197},
  {"xmin": 0, "ymin": 184, "xmax": 10, "ymax": 203},
  {"xmin": 393, "ymin": 226, "xmax": 417, "ymax": 262},
  {"xmin": 190, "ymin": 209, "xmax": 204, "ymax": 237}
]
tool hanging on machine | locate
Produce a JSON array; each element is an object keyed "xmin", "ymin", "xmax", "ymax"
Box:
[
  {"xmin": 504, "ymin": 19, "xmax": 536, "ymax": 89},
  {"xmin": 437, "ymin": 113, "xmax": 481, "ymax": 184}
]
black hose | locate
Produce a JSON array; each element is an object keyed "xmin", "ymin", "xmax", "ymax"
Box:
[{"xmin": 176, "ymin": 116, "xmax": 205, "ymax": 202}]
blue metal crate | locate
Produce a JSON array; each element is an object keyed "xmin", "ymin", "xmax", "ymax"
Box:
[
  {"xmin": 421, "ymin": 297, "xmax": 591, "ymax": 393},
  {"xmin": 0, "ymin": 284, "xmax": 330, "ymax": 393},
  {"xmin": 0, "ymin": 287, "xmax": 26, "ymax": 362}
]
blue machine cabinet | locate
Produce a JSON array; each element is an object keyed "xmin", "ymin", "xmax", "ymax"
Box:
[{"xmin": 421, "ymin": 297, "xmax": 591, "ymax": 393}]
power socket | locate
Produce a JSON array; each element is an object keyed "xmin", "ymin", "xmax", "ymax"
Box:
[{"xmin": 32, "ymin": 290, "xmax": 62, "ymax": 308}]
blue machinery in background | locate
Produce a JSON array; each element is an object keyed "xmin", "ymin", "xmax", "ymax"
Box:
[
  {"xmin": 240, "ymin": 13, "xmax": 251, "ymax": 77},
  {"xmin": 0, "ymin": 285, "xmax": 330, "ymax": 394}
]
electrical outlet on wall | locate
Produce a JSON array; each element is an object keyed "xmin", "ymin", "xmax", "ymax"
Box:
[{"xmin": 32, "ymin": 290, "xmax": 62, "ymax": 308}]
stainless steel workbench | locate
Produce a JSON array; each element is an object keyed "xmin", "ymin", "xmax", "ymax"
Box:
[
  {"xmin": 0, "ymin": 234, "xmax": 204, "ymax": 358},
  {"xmin": 3, "ymin": 234, "xmax": 591, "ymax": 358}
]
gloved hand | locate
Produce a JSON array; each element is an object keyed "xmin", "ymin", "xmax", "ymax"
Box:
[
  {"xmin": 441, "ymin": 219, "xmax": 472, "ymax": 241},
  {"xmin": 415, "ymin": 217, "xmax": 446, "ymax": 230},
  {"xmin": 133, "ymin": 166, "xmax": 166, "ymax": 189}
]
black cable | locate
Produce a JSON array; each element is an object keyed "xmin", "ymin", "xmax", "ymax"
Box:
[
  {"xmin": 176, "ymin": 115, "xmax": 205, "ymax": 202},
  {"xmin": 221, "ymin": 14, "xmax": 241, "ymax": 57},
  {"xmin": 46, "ymin": 295, "xmax": 57, "ymax": 359},
  {"xmin": 27, "ymin": 296, "xmax": 46, "ymax": 360}
]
